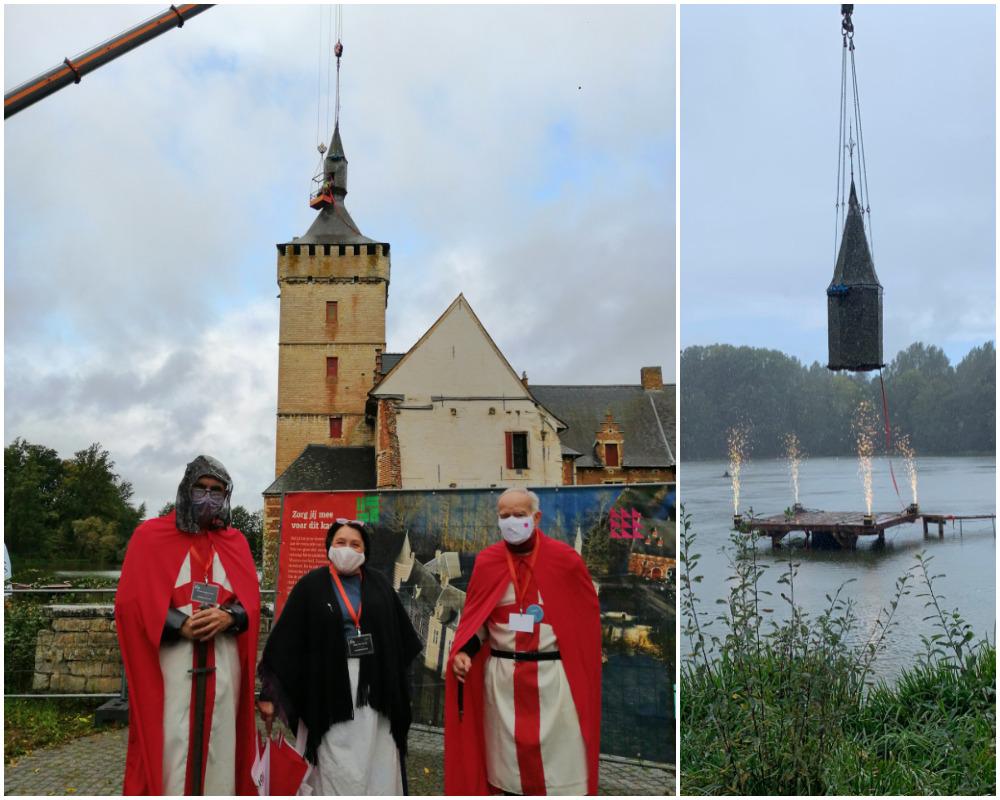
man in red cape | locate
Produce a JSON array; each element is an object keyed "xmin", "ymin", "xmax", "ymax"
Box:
[
  {"xmin": 115, "ymin": 456, "xmax": 260, "ymax": 795},
  {"xmin": 445, "ymin": 488, "xmax": 602, "ymax": 795}
]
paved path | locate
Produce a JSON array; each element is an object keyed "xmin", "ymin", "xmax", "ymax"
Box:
[{"xmin": 5, "ymin": 724, "xmax": 675, "ymax": 796}]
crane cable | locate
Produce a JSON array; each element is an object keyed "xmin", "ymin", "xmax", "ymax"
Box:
[
  {"xmin": 314, "ymin": 5, "xmax": 343, "ymax": 178},
  {"xmin": 834, "ymin": 5, "xmax": 875, "ymax": 259},
  {"xmin": 837, "ymin": 7, "xmax": 903, "ymax": 510},
  {"xmin": 315, "ymin": 5, "xmax": 325, "ymax": 162},
  {"xmin": 334, "ymin": 5, "xmax": 343, "ymax": 129}
]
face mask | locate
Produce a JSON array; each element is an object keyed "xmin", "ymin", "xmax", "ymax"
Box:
[
  {"xmin": 499, "ymin": 515, "xmax": 535, "ymax": 545},
  {"xmin": 192, "ymin": 493, "xmax": 225, "ymax": 527},
  {"xmin": 328, "ymin": 545, "xmax": 365, "ymax": 575}
]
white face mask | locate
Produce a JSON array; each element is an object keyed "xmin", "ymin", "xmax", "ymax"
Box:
[
  {"xmin": 499, "ymin": 515, "xmax": 535, "ymax": 545},
  {"xmin": 328, "ymin": 545, "xmax": 365, "ymax": 575}
]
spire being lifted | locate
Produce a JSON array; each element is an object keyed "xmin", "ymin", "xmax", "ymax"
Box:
[
  {"xmin": 300, "ymin": 6, "xmax": 372, "ymax": 245},
  {"xmin": 826, "ymin": 4, "xmax": 884, "ymax": 372}
]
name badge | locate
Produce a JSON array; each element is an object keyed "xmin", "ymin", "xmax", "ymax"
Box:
[
  {"xmin": 508, "ymin": 613, "xmax": 535, "ymax": 633},
  {"xmin": 347, "ymin": 633, "xmax": 375, "ymax": 657},
  {"xmin": 191, "ymin": 582, "xmax": 220, "ymax": 607}
]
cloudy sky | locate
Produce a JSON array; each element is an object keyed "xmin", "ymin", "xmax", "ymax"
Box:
[
  {"xmin": 4, "ymin": 4, "xmax": 675, "ymax": 511},
  {"xmin": 681, "ymin": 4, "xmax": 995, "ymax": 368}
]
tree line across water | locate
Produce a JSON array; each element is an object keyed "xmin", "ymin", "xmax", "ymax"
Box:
[
  {"xmin": 680, "ymin": 341, "xmax": 996, "ymax": 461},
  {"xmin": 4, "ymin": 440, "xmax": 263, "ymax": 567}
]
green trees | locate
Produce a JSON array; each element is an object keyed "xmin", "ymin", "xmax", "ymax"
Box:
[
  {"xmin": 230, "ymin": 506, "xmax": 263, "ymax": 567},
  {"xmin": 4, "ymin": 440, "xmax": 64, "ymax": 557},
  {"xmin": 681, "ymin": 341, "xmax": 995, "ymax": 459},
  {"xmin": 4, "ymin": 439, "xmax": 145, "ymax": 565}
]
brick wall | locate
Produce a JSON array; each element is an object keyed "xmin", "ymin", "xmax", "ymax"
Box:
[
  {"xmin": 263, "ymin": 495, "xmax": 282, "ymax": 589},
  {"xmin": 376, "ymin": 398, "xmax": 402, "ymax": 489},
  {"xmin": 278, "ymin": 281, "xmax": 387, "ymax": 344},
  {"xmin": 575, "ymin": 466, "xmax": 676, "ymax": 485},
  {"xmin": 275, "ymin": 412, "xmax": 374, "ymax": 477},
  {"xmin": 274, "ymin": 247, "xmax": 389, "ymax": 477}
]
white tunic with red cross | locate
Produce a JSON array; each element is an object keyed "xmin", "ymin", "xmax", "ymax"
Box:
[
  {"xmin": 159, "ymin": 539, "xmax": 242, "ymax": 795},
  {"xmin": 474, "ymin": 560, "xmax": 588, "ymax": 795}
]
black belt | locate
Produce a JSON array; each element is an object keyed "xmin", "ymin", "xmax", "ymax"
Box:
[{"xmin": 490, "ymin": 649, "xmax": 561, "ymax": 662}]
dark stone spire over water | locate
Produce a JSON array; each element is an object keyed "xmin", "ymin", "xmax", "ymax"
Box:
[
  {"xmin": 827, "ymin": 180, "xmax": 884, "ymax": 371},
  {"xmin": 296, "ymin": 123, "xmax": 374, "ymax": 245}
]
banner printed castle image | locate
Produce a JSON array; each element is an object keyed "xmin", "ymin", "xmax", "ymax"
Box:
[{"xmin": 274, "ymin": 484, "xmax": 675, "ymax": 763}]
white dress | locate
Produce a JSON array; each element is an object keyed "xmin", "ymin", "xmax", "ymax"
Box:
[
  {"xmin": 479, "ymin": 579, "xmax": 588, "ymax": 795},
  {"xmin": 304, "ymin": 657, "xmax": 404, "ymax": 796},
  {"xmin": 159, "ymin": 550, "xmax": 242, "ymax": 795}
]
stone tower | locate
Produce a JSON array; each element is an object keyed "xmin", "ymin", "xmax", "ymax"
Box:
[{"xmin": 274, "ymin": 124, "xmax": 390, "ymax": 476}]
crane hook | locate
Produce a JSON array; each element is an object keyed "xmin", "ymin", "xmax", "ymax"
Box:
[{"xmin": 841, "ymin": 4, "xmax": 854, "ymax": 39}]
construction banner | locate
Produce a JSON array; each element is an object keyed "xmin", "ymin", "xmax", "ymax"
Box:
[{"xmin": 274, "ymin": 482, "xmax": 676, "ymax": 762}]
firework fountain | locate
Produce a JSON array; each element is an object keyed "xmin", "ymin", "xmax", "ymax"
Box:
[
  {"xmin": 896, "ymin": 433, "xmax": 919, "ymax": 508},
  {"xmin": 852, "ymin": 400, "xmax": 878, "ymax": 518},
  {"xmin": 727, "ymin": 424, "xmax": 750, "ymax": 523},
  {"xmin": 783, "ymin": 432, "xmax": 804, "ymax": 507}
]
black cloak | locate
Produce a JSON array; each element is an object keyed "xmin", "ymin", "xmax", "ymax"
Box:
[{"xmin": 258, "ymin": 565, "xmax": 423, "ymax": 764}]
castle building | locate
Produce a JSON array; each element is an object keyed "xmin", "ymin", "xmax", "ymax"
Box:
[{"xmin": 263, "ymin": 121, "xmax": 675, "ymax": 549}]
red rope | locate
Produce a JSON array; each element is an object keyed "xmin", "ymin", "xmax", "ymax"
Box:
[{"xmin": 879, "ymin": 370, "xmax": 904, "ymax": 508}]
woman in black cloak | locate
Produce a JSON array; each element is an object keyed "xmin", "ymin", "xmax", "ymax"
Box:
[{"xmin": 257, "ymin": 520, "xmax": 423, "ymax": 794}]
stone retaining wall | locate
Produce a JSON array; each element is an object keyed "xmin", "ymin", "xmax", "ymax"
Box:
[
  {"xmin": 33, "ymin": 605, "xmax": 121, "ymax": 693},
  {"xmin": 31, "ymin": 604, "xmax": 273, "ymax": 694}
]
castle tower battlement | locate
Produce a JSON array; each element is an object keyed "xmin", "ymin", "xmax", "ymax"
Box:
[{"xmin": 274, "ymin": 123, "xmax": 390, "ymax": 477}]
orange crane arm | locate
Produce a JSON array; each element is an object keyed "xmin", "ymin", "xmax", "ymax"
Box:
[{"xmin": 4, "ymin": 4, "xmax": 213, "ymax": 119}]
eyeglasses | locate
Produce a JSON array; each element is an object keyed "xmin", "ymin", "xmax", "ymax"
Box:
[
  {"xmin": 334, "ymin": 518, "xmax": 367, "ymax": 528},
  {"xmin": 191, "ymin": 485, "xmax": 227, "ymax": 501}
]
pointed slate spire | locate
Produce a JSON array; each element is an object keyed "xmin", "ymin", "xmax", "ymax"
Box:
[
  {"xmin": 827, "ymin": 180, "xmax": 884, "ymax": 371},
  {"xmin": 325, "ymin": 124, "xmax": 348, "ymax": 197},
  {"xmin": 298, "ymin": 123, "xmax": 374, "ymax": 245}
]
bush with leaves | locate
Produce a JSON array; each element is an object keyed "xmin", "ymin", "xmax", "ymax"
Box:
[{"xmin": 680, "ymin": 507, "xmax": 995, "ymax": 795}]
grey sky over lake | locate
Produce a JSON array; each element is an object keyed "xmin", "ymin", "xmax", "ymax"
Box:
[
  {"xmin": 4, "ymin": 4, "xmax": 674, "ymax": 512},
  {"xmin": 681, "ymin": 4, "xmax": 995, "ymax": 368}
]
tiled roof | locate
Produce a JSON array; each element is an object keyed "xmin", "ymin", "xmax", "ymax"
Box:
[
  {"xmin": 529, "ymin": 384, "xmax": 675, "ymax": 468},
  {"xmin": 263, "ymin": 444, "xmax": 376, "ymax": 495}
]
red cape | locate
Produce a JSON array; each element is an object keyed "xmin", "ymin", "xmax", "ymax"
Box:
[
  {"xmin": 444, "ymin": 530, "xmax": 602, "ymax": 795},
  {"xmin": 114, "ymin": 511, "xmax": 261, "ymax": 795}
]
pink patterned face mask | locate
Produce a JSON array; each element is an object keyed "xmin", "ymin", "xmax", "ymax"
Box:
[{"xmin": 499, "ymin": 515, "xmax": 534, "ymax": 545}]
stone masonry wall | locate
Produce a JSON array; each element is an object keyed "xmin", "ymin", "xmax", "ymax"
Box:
[
  {"xmin": 33, "ymin": 605, "xmax": 122, "ymax": 694},
  {"xmin": 32, "ymin": 605, "xmax": 274, "ymax": 695}
]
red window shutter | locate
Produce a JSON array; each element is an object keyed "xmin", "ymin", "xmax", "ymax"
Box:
[
  {"xmin": 326, "ymin": 301, "xmax": 338, "ymax": 322},
  {"xmin": 329, "ymin": 416, "xmax": 343, "ymax": 438},
  {"xmin": 326, "ymin": 357, "xmax": 338, "ymax": 378},
  {"xmin": 504, "ymin": 432, "xmax": 514, "ymax": 469},
  {"xmin": 606, "ymin": 443, "xmax": 620, "ymax": 467}
]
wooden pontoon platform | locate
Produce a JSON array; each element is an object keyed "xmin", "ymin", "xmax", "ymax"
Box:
[{"xmin": 740, "ymin": 508, "xmax": 995, "ymax": 549}]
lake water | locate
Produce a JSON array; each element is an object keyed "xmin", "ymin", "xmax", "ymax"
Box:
[{"xmin": 681, "ymin": 455, "xmax": 996, "ymax": 680}]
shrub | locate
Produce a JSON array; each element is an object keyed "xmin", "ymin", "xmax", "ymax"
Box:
[{"xmin": 680, "ymin": 507, "xmax": 996, "ymax": 795}]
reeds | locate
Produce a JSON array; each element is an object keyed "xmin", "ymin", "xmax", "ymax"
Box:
[{"xmin": 680, "ymin": 508, "xmax": 996, "ymax": 795}]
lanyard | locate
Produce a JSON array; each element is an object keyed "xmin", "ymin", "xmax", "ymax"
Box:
[
  {"xmin": 189, "ymin": 541, "xmax": 215, "ymax": 582},
  {"xmin": 503, "ymin": 533, "xmax": 540, "ymax": 613},
  {"xmin": 329, "ymin": 566, "xmax": 363, "ymax": 634}
]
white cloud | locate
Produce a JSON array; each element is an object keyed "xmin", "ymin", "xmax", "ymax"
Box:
[{"xmin": 5, "ymin": 4, "xmax": 675, "ymax": 510}]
